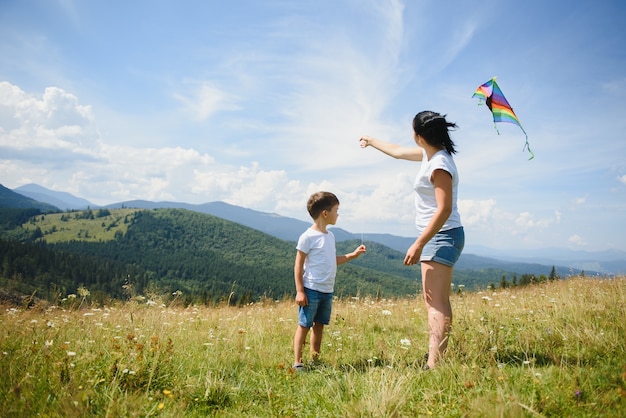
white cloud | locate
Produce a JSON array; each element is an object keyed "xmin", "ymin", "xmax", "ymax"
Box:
[
  {"xmin": 458, "ymin": 198, "xmax": 496, "ymax": 227},
  {"xmin": 191, "ymin": 162, "xmax": 301, "ymax": 209},
  {"xmin": 94, "ymin": 144, "xmax": 217, "ymax": 202},
  {"xmin": 568, "ymin": 234, "xmax": 587, "ymax": 247},
  {"xmin": 0, "ymin": 81, "xmax": 351, "ymax": 216},
  {"xmin": 370, "ymin": 0, "xmax": 405, "ymax": 64},
  {"xmin": 218, "ymin": 0, "xmax": 411, "ymax": 173},
  {"xmin": 0, "ymin": 82, "xmax": 97, "ymax": 150},
  {"xmin": 618, "ymin": 174, "xmax": 626, "ymax": 186},
  {"xmin": 515, "ymin": 212, "xmax": 553, "ymax": 231},
  {"xmin": 339, "ymin": 172, "xmax": 416, "ymax": 230},
  {"xmin": 172, "ymin": 81, "xmax": 240, "ymax": 121}
]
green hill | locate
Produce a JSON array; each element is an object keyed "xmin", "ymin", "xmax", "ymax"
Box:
[
  {"xmin": 1, "ymin": 208, "xmax": 420, "ymax": 304},
  {"xmin": 1, "ymin": 206, "xmax": 544, "ymax": 306}
]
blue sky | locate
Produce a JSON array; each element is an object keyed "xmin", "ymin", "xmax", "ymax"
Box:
[{"xmin": 1, "ymin": 0, "xmax": 625, "ymax": 252}]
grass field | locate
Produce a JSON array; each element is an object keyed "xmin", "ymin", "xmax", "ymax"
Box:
[
  {"xmin": 22, "ymin": 208, "xmax": 140, "ymax": 243},
  {"xmin": 1, "ymin": 276, "xmax": 624, "ymax": 417}
]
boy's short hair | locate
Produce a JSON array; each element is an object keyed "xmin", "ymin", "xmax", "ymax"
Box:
[{"xmin": 307, "ymin": 191, "xmax": 339, "ymax": 220}]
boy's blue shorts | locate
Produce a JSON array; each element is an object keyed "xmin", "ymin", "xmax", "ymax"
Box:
[{"xmin": 298, "ymin": 287, "xmax": 333, "ymax": 328}]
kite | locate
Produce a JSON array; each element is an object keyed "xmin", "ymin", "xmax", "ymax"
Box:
[{"xmin": 473, "ymin": 77, "xmax": 534, "ymax": 159}]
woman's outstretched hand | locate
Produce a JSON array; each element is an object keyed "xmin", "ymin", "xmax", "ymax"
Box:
[{"xmin": 359, "ymin": 136, "xmax": 373, "ymax": 148}]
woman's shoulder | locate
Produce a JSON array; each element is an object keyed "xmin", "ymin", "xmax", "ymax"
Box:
[
  {"xmin": 433, "ymin": 150, "xmax": 456, "ymax": 163},
  {"xmin": 430, "ymin": 150, "xmax": 457, "ymax": 172}
]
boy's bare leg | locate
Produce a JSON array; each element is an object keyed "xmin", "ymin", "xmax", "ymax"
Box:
[
  {"xmin": 309, "ymin": 322, "xmax": 324, "ymax": 360},
  {"xmin": 293, "ymin": 325, "xmax": 310, "ymax": 365}
]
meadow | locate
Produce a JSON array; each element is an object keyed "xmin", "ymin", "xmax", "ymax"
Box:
[{"xmin": 1, "ymin": 276, "xmax": 624, "ymax": 417}]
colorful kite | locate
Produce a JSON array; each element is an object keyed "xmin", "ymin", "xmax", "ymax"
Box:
[{"xmin": 473, "ymin": 77, "xmax": 534, "ymax": 159}]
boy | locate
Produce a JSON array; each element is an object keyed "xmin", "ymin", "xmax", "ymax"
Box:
[{"xmin": 292, "ymin": 191, "xmax": 366, "ymax": 371}]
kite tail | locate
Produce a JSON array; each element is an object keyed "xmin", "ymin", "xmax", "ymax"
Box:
[
  {"xmin": 493, "ymin": 122, "xmax": 501, "ymax": 135},
  {"xmin": 523, "ymin": 138, "xmax": 534, "ymax": 160},
  {"xmin": 519, "ymin": 126, "xmax": 534, "ymax": 160}
]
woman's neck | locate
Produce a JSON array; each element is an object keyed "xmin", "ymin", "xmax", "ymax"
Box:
[{"xmin": 423, "ymin": 144, "xmax": 444, "ymax": 160}]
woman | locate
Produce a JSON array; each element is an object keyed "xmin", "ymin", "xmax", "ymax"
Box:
[{"xmin": 359, "ymin": 111, "xmax": 464, "ymax": 369}]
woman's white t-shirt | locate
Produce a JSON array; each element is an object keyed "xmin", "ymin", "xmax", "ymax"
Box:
[
  {"xmin": 414, "ymin": 148, "xmax": 462, "ymax": 231},
  {"xmin": 296, "ymin": 228, "xmax": 337, "ymax": 293}
]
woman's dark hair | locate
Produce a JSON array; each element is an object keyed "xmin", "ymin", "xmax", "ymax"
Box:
[
  {"xmin": 307, "ymin": 191, "xmax": 339, "ymax": 219},
  {"xmin": 412, "ymin": 111, "xmax": 458, "ymax": 154}
]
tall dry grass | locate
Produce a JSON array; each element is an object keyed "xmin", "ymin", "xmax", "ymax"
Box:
[{"xmin": 0, "ymin": 276, "xmax": 624, "ymax": 417}]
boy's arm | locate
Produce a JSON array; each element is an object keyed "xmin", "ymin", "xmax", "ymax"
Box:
[
  {"xmin": 336, "ymin": 244, "xmax": 367, "ymax": 266},
  {"xmin": 294, "ymin": 250, "xmax": 308, "ymax": 306}
]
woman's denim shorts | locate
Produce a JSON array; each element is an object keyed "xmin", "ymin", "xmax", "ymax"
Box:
[
  {"xmin": 420, "ymin": 227, "xmax": 465, "ymax": 267},
  {"xmin": 298, "ymin": 287, "xmax": 333, "ymax": 328}
]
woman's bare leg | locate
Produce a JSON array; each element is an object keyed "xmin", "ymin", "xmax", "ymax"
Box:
[{"xmin": 421, "ymin": 261, "xmax": 453, "ymax": 369}]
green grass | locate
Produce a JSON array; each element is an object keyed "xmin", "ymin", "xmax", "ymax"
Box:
[
  {"xmin": 1, "ymin": 276, "xmax": 625, "ymax": 417},
  {"xmin": 22, "ymin": 208, "xmax": 140, "ymax": 243}
]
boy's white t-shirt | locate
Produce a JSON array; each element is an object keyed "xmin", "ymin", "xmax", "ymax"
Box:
[
  {"xmin": 296, "ymin": 227, "xmax": 337, "ymax": 293},
  {"xmin": 414, "ymin": 148, "xmax": 462, "ymax": 231}
]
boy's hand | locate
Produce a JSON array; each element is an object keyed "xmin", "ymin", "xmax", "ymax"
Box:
[
  {"xmin": 338, "ymin": 245, "xmax": 367, "ymax": 265},
  {"xmin": 354, "ymin": 244, "xmax": 367, "ymax": 257},
  {"xmin": 295, "ymin": 290, "xmax": 308, "ymax": 307}
]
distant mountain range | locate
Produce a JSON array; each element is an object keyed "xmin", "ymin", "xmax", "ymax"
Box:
[
  {"xmin": 14, "ymin": 183, "xmax": 92, "ymax": 211},
  {"xmin": 0, "ymin": 184, "xmax": 59, "ymax": 212},
  {"xmin": 7, "ymin": 183, "xmax": 626, "ymax": 276}
]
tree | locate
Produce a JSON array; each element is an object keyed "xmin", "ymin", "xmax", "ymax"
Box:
[
  {"xmin": 97, "ymin": 208, "xmax": 111, "ymax": 218},
  {"xmin": 549, "ymin": 266, "xmax": 559, "ymax": 281},
  {"xmin": 499, "ymin": 275, "xmax": 508, "ymax": 289},
  {"xmin": 32, "ymin": 227, "xmax": 43, "ymax": 240}
]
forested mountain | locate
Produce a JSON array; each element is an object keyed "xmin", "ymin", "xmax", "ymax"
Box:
[
  {"xmin": 0, "ymin": 202, "xmax": 573, "ymax": 307},
  {"xmin": 11, "ymin": 183, "xmax": 617, "ymax": 275},
  {"xmin": 101, "ymin": 201, "xmax": 594, "ymax": 276},
  {"xmin": 0, "ymin": 208, "xmax": 425, "ymax": 305}
]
